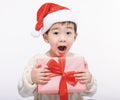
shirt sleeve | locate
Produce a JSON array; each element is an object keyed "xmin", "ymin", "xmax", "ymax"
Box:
[
  {"xmin": 17, "ymin": 55, "xmax": 38, "ymax": 97},
  {"xmin": 80, "ymin": 75, "xmax": 97, "ymax": 97},
  {"xmin": 78, "ymin": 55, "xmax": 97, "ymax": 97}
]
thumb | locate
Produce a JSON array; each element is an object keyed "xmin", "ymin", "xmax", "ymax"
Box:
[
  {"xmin": 35, "ymin": 59, "xmax": 42, "ymax": 69},
  {"xmin": 36, "ymin": 64, "xmax": 42, "ymax": 68},
  {"xmin": 84, "ymin": 60, "xmax": 88, "ymax": 69}
]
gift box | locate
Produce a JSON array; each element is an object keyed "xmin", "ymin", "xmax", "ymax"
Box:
[{"xmin": 37, "ymin": 56, "xmax": 86, "ymax": 99}]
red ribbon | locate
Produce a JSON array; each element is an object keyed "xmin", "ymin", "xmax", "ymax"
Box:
[{"xmin": 47, "ymin": 57, "xmax": 78, "ymax": 100}]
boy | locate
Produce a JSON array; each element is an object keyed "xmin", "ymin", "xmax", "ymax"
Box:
[{"xmin": 18, "ymin": 2, "xmax": 97, "ymax": 100}]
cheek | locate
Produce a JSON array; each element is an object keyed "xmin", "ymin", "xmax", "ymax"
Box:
[
  {"xmin": 48, "ymin": 37, "xmax": 55, "ymax": 43},
  {"xmin": 48, "ymin": 35, "xmax": 57, "ymax": 41},
  {"xmin": 68, "ymin": 38, "xmax": 75, "ymax": 44},
  {"xmin": 49, "ymin": 40, "xmax": 57, "ymax": 47}
]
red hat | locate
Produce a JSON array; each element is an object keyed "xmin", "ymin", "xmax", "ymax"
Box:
[{"xmin": 34, "ymin": 2, "xmax": 78, "ymax": 35}]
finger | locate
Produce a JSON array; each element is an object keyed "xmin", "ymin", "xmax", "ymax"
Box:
[
  {"xmin": 38, "ymin": 80, "xmax": 49, "ymax": 85},
  {"xmin": 74, "ymin": 73, "xmax": 88, "ymax": 82},
  {"xmin": 76, "ymin": 69, "xmax": 86, "ymax": 73},
  {"xmin": 40, "ymin": 72, "xmax": 52, "ymax": 77},
  {"xmin": 44, "ymin": 66, "xmax": 49, "ymax": 69},
  {"xmin": 39, "ymin": 76, "xmax": 51, "ymax": 81},
  {"xmin": 79, "ymin": 80, "xmax": 87, "ymax": 84},
  {"xmin": 44, "ymin": 68, "xmax": 51, "ymax": 73},
  {"xmin": 74, "ymin": 73, "xmax": 86, "ymax": 78},
  {"xmin": 76, "ymin": 77, "xmax": 88, "ymax": 84},
  {"xmin": 76, "ymin": 76, "xmax": 87, "ymax": 80},
  {"xmin": 40, "ymin": 69, "xmax": 51, "ymax": 73}
]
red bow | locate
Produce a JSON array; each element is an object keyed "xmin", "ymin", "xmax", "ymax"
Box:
[{"xmin": 47, "ymin": 57, "xmax": 78, "ymax": 100}]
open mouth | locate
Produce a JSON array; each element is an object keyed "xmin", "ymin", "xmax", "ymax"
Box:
[{"xmin": 58, "ymin": 46, "xmax": 67, "ymax": 51}]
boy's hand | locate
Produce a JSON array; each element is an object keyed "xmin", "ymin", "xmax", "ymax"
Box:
[
  {"xmin": 74, "ymin": 61, "xmax": 92, "ymax": 84},
  {"xmin": 31, "ymin": 65, "xmax": 51, "ymax": 85}
]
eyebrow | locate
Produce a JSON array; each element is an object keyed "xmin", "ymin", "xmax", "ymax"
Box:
[
  {"xmin": 51, "ymin": 26, "xmax": 73, "ymax": 31},
  {"xmin": 66, "ymin": 26, "xmax": 73, "ymax": 29},
  {"xmin": 51, "ymin": 27, "xmax": 59, "ymax": 31}
]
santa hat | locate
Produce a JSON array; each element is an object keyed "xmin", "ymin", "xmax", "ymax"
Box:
[{"xmin": 32, "ymin": 2, "xmax": 78, "ymax": 37}]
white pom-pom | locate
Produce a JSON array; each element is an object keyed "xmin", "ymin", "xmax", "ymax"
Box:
[{"xmin": 31, "ymin": 30, "xmax": 41, "ymax": 37}]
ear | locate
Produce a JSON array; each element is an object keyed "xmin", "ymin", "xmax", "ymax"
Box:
[
  {"xmin": 74, "ymin": 33, "xmax": 78, "ymax": 40},
  {"xmin": 42, "ymin": 34, "xmax": 49, "ymax": 43}
]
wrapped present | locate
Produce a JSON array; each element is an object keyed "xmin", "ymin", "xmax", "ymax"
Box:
[{"xmin": 37, "ymin": 56, "xmax": 86, "ymax": 100}]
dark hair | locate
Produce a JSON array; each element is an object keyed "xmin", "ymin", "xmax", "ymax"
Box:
[{"xmin": 45, "ymin": 21, "xmax": 77, "ymax": 34}]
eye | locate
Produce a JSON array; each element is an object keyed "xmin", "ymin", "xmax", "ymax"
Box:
[
  {"xmin": 66, "ymin": 32, "xmax": 71, "ymax": 35},
  {"xmin": 53, "ymin": 32, "xmax": 59, "ymax": 35}
]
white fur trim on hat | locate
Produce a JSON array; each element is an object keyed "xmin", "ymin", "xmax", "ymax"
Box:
[
  {"xmin": 31, "ymin": 30, "xmax": 41, "ymax": 37},
  {"xmin": 41, "ymin": 10, "xmax": 78, "ymax": 34}
]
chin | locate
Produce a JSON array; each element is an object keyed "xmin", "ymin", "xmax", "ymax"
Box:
[{"xmin": 57, "ymin": 53, "xmax": 67, "ymax": 57}]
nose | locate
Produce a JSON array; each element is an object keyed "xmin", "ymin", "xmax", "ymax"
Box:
[{"xmin": 59, "ymin": 35, "xmax": 66, "ymax": 42}]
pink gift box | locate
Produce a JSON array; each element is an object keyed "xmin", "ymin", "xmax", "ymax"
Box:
[{"xmin": 37, "ymin": 56, "xmax": 86, "ymax": 94}]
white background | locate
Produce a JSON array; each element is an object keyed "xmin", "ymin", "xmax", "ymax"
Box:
[{"xmin": 0, "ymin": 0, "xmax": 120, "ymax": 100}]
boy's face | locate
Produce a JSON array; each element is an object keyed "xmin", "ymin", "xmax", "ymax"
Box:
[{"xmin": 43, "ymin": 22, "xmax": 77, "ymax": 57}]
